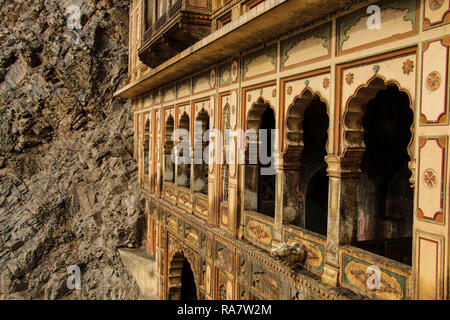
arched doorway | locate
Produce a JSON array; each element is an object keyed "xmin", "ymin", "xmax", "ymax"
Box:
[{"xmin": 168, "ymin": 252, "xmax": 198, "ymax": 300}]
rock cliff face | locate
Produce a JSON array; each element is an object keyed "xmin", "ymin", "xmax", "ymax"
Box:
[{"xmin": 0, "ymin": 0, "xmax": 145, "ymax": 299}]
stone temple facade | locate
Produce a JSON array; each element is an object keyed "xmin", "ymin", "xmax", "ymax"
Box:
[{"xmin": 116, "ymin": 0, "xmax": 450, "ymax": 300}]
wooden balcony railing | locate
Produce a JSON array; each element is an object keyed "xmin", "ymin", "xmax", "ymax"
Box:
[{"xmin": 143, "ymin": 0, "xmax": 183, "ymax": 44}]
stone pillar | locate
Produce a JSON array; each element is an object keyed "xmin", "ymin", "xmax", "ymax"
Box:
[
  {"xmin": 321, "ymin": 155, "xmax": 360, "ymax": 287},
  {"xmin": 273, "ymin": 148, "xmax": 303, "ymax": 247},
  {"xmin": 189, "ymin": 146, "xmax": 195, "ymax": 213}
]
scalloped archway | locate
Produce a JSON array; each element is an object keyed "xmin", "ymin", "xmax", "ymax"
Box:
[
  {"xmin": 342, "ymin": 76, "xmax": 414, "ymax": 165},
  {"xmin": 168, "ymin": 249, "xmax": 200, "ymax": 300}
]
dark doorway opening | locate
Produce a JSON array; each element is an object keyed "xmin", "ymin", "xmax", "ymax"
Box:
[{"xmin": 180, "ymin": 259, "xmax": 197, "ymax": 300}]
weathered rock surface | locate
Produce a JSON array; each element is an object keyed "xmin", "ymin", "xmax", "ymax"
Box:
[{"xmin": 0, "ymin": 0, "xmax": 145, "ymax": 299}]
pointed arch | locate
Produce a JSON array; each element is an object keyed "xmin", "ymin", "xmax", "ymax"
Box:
[
  {"xmin": 284, "ymin": 88, "xmax": 330, "ymax": 156},
  {"xmin": 246, "ymin": 96, "xmax": 276, "ymax": 132},
  {"xmin": 342, "ymin": 75, "xmax": 415, "ymax": 164},
  {"xmin": 341, "ymin": 75, "xmax": 415, "ymax": 264}
]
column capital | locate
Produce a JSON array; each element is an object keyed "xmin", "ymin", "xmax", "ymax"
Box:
[
  {"xmin": 276, "ymin": 147, "xmax": 303, "ymax": 170},
  {"xmin": 325, "ymin": 155, "xmax": 361, "ymax": 178}
]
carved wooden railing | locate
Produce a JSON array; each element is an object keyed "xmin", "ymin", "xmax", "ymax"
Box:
[{"xmin": 143, "ymin": 0, "xmax": 183, "ymax": 43}]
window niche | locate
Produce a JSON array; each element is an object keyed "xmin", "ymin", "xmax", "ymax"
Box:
[
  {"xmin": 284, "ymin": 90, "xmax": 329, "ymax": 236},
  {"xmin": 164, "ymin": 115, "xmax": 175, "ymax": 183},
  {"xmin": 193, "ymin": 109, "xmax": 210, "ymax": 195},
  {"xmin": 177, "ymin": 112, "xmax": 191, "ymax": 189},
  {"xmin": 355, "ymin": 84, "xmax": 413, "ymax": 265},
  {"xmin": 244, "ymin": 100, "xmax": 276, "ymax": 218}
]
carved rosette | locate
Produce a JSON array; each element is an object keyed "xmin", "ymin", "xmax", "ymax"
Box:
[
  {"xmin": 402, "ymin": 59, "xmax": 414, "ymax": 75},
  {"xmin": 426, "ymin": 71, "xmax": 441, "ymax": 91}
]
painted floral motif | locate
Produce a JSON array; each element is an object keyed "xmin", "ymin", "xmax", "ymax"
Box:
[
  {"xmin": 426, "ymin": 71, "xmax": 441, "ymax": 91},
  {"xmin": 287, "ymin": 85, "xmax": 293, "ymax": 95},
  {"xmin": 345, "ymin": 72, "xmax": 354, "ymax": 85},
  {"xmin": 272, "ymin": 89, "xmax": 277, "ymax": 97},
  {"xmin": 323, "ymin": 77, "xmax": 330, "ymax": 89},
  {"xmin": 402, "ymin": 59, "xmax": 414, "ymax": 75},
  {"xmin": 248, "ymin": 223, "xmax": 270, "ymax": 240},
  {"xmin": 429, "ymin": 0, "xmax": 444, "ymax": 10},
  {"xmin": 423, "ymin": 168, "xmax": 438, "ymax": 188},
  {"xmin": 247, "ymin": 94, "xmax": 252, "ymax": 102}
]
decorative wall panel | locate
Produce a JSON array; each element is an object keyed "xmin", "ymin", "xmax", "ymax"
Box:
[
  {"xmin": 420, "ymin": 38, "xmax": 449, "ymax": 125},
  {"xmin": 417, "ymin": 137, "xmax": 447, "ymax": 224}
]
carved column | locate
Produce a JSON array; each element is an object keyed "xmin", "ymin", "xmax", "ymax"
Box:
[
  {"xmin": 274, "ymin": 147, "xmax": 303, "ymax": 247},
  {"xmin": 321, "ymin": 155, "xmax": 360, "ymax": 287},
  {"xmin": 190, "ymin": 145, "xmax": 194, "ymax": 199}
]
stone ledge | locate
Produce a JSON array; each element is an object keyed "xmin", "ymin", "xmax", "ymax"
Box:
[
  {"xmin": 115, "ymin": 0, "xmax": 360, "ymax": 99},
  {"xmin": 118, "ymin": 248, "xmax": 158, "ymax": 299}
]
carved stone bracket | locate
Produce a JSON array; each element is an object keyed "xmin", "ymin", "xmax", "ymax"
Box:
[{"xmin": 271, "ymin": 242, "xmax": 307, "ymax": 269}]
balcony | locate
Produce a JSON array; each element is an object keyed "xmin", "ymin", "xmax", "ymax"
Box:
[{"xmin": 138, "ymin": 0, "xmax": 211, "ymax": 68}]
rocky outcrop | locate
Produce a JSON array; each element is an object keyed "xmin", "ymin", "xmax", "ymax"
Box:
[{"xmin": 0, "ymin": 0, "xmax": 145, "ymax": 299}]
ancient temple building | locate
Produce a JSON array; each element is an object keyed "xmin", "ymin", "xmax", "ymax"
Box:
[{"xmin": 115, "ymin": 0, "xmax": 450, "ymax": 300}]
